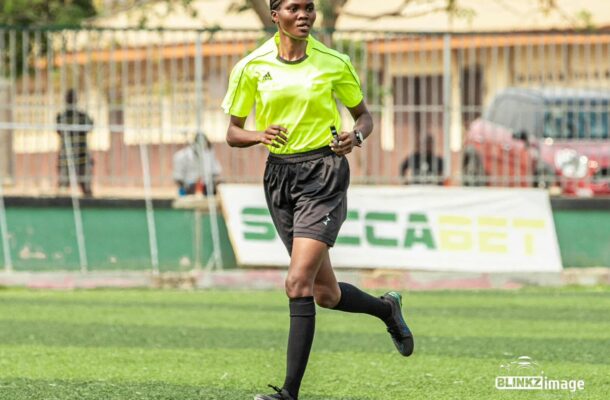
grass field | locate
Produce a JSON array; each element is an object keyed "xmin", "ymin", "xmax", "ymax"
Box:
[{"xmin": 0, "ymin": 286, "xmax": 609, "ymax": 399}]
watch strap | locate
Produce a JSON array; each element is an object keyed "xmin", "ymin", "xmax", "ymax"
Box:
[{"xmin": 354, "ymin": 130, "xmax": 364, "ymax": 147}]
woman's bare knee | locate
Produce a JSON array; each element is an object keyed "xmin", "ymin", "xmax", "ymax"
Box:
[
  {"xmin": 285, "ymin": 238, "xmax": 327, "ymax": 298},
  {"xmin": 285, "ymin": 273, "xmax": 314, "ymax": 298}
]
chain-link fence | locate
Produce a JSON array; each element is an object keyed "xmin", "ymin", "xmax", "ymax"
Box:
[
  {"xmin": 1, "ymin": 27, "xmax": 609, "ymax": 194},
  {"xmin": 1, "ymin": 27, "xmax": 610, "ymax": 273}
]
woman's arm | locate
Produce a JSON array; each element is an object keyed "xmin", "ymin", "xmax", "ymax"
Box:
[
  {"xmin": 226, "ymin": 115, "xmax": 289, "ymax": 149},
  {"xmin": 349, "ymin": 100, "xmax": 373, "ymax": 139},
  {"xmin": 330, "ymin": 100, "xmax": 373, "ymax": 156}
]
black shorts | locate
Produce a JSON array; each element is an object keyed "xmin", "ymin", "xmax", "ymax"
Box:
[{"xmin": 263, "ymin": 146, "xmax": 350, "ymax": 255}]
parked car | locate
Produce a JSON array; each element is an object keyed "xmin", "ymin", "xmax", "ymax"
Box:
[{"xmin": 463, "ymin": 87, "xmax": 610, "ymax": 196}]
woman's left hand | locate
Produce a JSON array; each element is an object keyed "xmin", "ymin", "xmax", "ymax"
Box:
[{"xmin": 330, "ymin": 131, "xmax": 357, "ymax": 156}]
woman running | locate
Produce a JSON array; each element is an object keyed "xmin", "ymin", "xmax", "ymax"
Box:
[{"xmin": 222, "ymin": 1, "xmax": 414, "ymax": 398}]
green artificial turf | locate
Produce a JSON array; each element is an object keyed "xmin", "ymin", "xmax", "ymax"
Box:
[{"xmin": 0, "ymin": 286, "xmax": 609, "ymax": 399}]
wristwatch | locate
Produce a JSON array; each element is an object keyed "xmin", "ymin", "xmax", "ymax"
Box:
[{"xmin": 353, "ymin": 129, "xmax": 364, "ymax": 147}]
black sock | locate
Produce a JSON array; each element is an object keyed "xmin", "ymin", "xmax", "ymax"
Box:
[
  {"xmin": 283, "ymin": 296, "xmax": 316, "ymax": 399},
  {"xmin": 332, "ymin": 282, "xmax": 392, "ymax": 321}
]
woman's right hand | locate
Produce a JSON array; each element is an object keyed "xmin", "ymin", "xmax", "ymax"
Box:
[{"xmin": 259, "ymin": 125, "xmax": 288, "ymax": 148}]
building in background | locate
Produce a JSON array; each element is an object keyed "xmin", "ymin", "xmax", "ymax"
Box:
[{"xmin": 2, "ymin": 0, "xmax": 610, "ymax": 193}]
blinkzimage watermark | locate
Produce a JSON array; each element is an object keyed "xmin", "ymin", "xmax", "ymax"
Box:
[{"xmin": 495, "ymin": 356, "xmax": 585, "ymax": 392}]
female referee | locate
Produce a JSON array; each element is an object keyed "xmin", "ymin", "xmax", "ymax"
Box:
[{"xmin": 222, "ymin": 1, "xmax": 414, "ymax": 399}]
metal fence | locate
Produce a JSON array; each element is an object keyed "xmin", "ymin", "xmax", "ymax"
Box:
[
  {"xmin": 1, "ymin": 27, "xmax": 609, "ymax": 195},
  {"xmin": 1, "ymin": 27, "xmax": 610, "ymax": 273}
]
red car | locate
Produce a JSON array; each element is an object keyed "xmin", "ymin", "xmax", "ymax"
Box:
[{"xmin": 463, "ymin": 88, "xmax": 610, "ymax": 196}]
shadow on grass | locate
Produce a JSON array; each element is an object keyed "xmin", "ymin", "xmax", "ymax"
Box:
[
  {"xmin": 0, "ymin": 296, "xmax": 288, "ymax": 313},
  {"xmin": 0, "ymin": 378, "xmax": 367, "ymax": 400},
  {"xmin": 2, "ymin": 319, "xmax": 609, "ymax": 364},
  {"xmin": 3, "ymin": 296, "xmax": 610, "ymax": 323}
]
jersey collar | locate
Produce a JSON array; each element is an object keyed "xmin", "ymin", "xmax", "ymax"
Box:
[{"xmin": 272, "ymin": 31, "xmax": 316, "ymax": 59}]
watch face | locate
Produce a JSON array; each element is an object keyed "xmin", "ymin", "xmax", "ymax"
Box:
[{"xmin": 355, "ymin": 131, "xmax": 363, "ymax": 144}]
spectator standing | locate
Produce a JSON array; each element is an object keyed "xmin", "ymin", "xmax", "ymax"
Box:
[
  {"xmin": 400, "ymin": 134, "xmax": 444, "ymax": 184},
  {"xmin": 173, "ymin": 132, "xmax": 222, "ymax": 196},
  {"xmin": 56, "ymin": 89, "xmax": 94, "ymax": 197}
]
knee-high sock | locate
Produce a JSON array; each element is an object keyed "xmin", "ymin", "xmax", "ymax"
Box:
[
  {"xmin": 283, "ymin": 296, "xmax": 316, "ymax": 399},
  {"xmin": 332, "ymin": 282, "xmax": 391, "ymax": 321}
]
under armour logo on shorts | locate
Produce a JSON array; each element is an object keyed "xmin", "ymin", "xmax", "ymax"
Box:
[{"xmin": 323, "ymin": 214, "xmax": 331, "ymax": 226}]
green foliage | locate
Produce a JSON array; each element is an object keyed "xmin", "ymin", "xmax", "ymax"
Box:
[
  {"xmin": 0, "ymin": 0, "xmax": 97, "ymax": 78},
  {"xmin": 0, "ymin": 0, "xmax": 96, "ymax": 26},
  {"xmin": 0, "ymin": 287, "xmax": 608, "ymax": 399},
  {"xmin": 575, "ymin": 9, "xmax": 596, "ymax": 31},
  {"xmin": 316, "ymin": 0, "xmax": 335, "ymax": 21}
]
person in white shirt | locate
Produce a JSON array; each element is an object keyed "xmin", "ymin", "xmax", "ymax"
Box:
[{"xmin": 172, "ymin": 132, "xmax": 221, "ymax": 195}]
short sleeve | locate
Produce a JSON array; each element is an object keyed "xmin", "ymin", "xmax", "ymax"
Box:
[
  {"xmin": 221, "ymin": 60, "xmax": 257, "ymax": 117},
  {"xmin": 333, "ymin": 56, "xmax": 364, "ymax": 108}
]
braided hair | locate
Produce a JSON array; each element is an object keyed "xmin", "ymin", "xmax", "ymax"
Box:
[{"xmin": 270, "ymin": 0, "xmax": 283, "ymax": 11}]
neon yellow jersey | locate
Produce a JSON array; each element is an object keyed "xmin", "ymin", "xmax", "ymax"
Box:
[{"xmin": 222, "ymin": 33, "xmax": 364, "ymax": 155}]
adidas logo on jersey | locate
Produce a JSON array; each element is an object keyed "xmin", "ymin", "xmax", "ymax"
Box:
[{"xmin": 262, "ymin": 72, "xmax": 272, "ymax": 81}]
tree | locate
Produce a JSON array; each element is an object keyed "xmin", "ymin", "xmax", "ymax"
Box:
[
  {"xmin": 228, "ymin": 0, "xmax": 593, "ymax": 33},
  {"xmin": 228, "ymin": 0, "xmax": 351, "ymax": 31},
  {"xmin": 0, "ymin": 0, "xmax": 97, "ymax": 75},
  {"xmin": 0, "ymin": 0, "xmax": 97, "ymax": 26}
]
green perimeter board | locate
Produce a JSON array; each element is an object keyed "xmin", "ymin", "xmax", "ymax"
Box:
[
  {"xmin": 0, "ymin": 208, "xmax": 236, "ymax": 271},
  {"xmin": 1, "ymin": 208, "xmax": 81, "ymax": 271},
  {"xmin": 0, "ymin": 207, "xmax": 608, "ymax": 271},
  {"xmin": 552, "ymin": 210, "xmax": 610, "ymax": 268}
]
